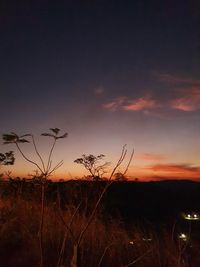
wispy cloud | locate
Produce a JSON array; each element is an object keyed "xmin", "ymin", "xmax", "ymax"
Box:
[
  {"xmin": 102, "ymin": 73, "xmax": 200, "ymax": 114},
  {"xmin": 136, "ymin": 153, "xmax": 166, "ymax": 162},
  {"xmin": 171, "ymin": 98, "xmax": 197, "ymax": 111},
  {"xmin": 144, "ymin": 163, "xmax": 200, "ymax": 180},
  {"xmin": 147, "ymin": 163, "xmax": 200, "ymax": 174},
  {"xmin": 170, "ymin": 88, "xmax": 200, "ymax": 111},
  {"xmin": 102, "ymin": 96, "xmax": 126, "ymax": 111},
  {"xmin": 123, "ymin": 98, "xmax": 159, "ymax": 111},
  {"xmin": 103, "ymin": 96, "xmax": 160, "ymax": 112},
  {"xmin": 157, "ymin": 73, "xmax": 200, "ymax": 111}
]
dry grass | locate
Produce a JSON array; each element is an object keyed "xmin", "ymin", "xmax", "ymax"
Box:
[{"xmin": 0, "ymin": 192, "xmax": 200, "ymax": 267}]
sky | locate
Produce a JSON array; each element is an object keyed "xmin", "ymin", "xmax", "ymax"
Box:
[{"xmin": 1, "ymin": 0, "xmax": 200, "ymax": 181}]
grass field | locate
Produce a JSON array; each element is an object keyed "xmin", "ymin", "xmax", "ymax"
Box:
[{"xmin": 0, "ymin": 180, "xmax": 200, "ymax": 267}]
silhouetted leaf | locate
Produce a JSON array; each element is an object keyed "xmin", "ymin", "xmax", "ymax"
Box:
[
  {"xmin": 50, "ymin": 128, "xmax": 60, "ymax": 135},
  {"xmin": 0, "ymin": 151, "xmax": 15, "ymax": 165},
  {"xmin": 41, "ymin": 133, "xmax": 55, "ymax": 138},
  {"xmin": 5, "ymin": 151, "xmax": 14, "ymax": 157},
  {"xmin": 74, "ymin": 158, "xmax": 84, "ymax": 164},
  {"xmin": 2, "ymin": 133, "xmax": 18, "ymax": 143},
  {"xmin": 3, "ymin": 133, "xmax": 31, "ymax": 144},
  {"xmin": 56, "ymin": 133, "xmax": 68, "ymax": 139},
  {"xmin": 0, "ymin": 153, "xmax": 6, "ymax": 162},
  {"xmin": 17, "ymin": 139, "xmax": 30, "ymax": 143}
]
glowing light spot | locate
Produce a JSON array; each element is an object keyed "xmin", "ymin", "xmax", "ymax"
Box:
[{"xmin": 179, "ymin": 233, "xmax": 187, "ymax": 241}]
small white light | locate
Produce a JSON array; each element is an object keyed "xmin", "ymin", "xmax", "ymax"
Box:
[
  {"xmin": 194, "ymin": 214, "xmax": 197, "ymax": 218},
  {"xmin": 180, "ymin": 233, "xmax": 186, "ymax": 238},
  {"xmin": 187, "ymin": 214, "xmax": 191, "ymax": 218},
  {"xmin": 129, "ymin": 241, "xmax": 134, "ymax": 245},
  {"xmin": 179, "ymin": 233, "xmax": 187, "ymax": 241}
]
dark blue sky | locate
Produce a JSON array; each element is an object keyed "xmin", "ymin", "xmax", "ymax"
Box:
[{"xmin": 1, "ymin": 0, "xmax": 200, "ymax": 179}]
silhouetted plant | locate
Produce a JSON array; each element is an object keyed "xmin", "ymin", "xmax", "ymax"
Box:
[
  {"xmin": 2, "ymin": 128, "xmax": 68, "ymax": 267},
  {"xmin": 59, "ymin": 145, "xmax": 134, "ymax": 267},
  {"xmin": 74, "ymin": 154, "xmax": 110, "ymax": 180},
  {"xmin": 0, "ymin": 151, "xmax": 15, "ymax": 166},
  {"xmin": 114, "ymin": 172, "xmax": 128, "ymax": 181},
  {"xmin": 3, "ymin": 129, "xmax": 67, "ymax": 179},
  {"xmin": 0, "ymin": 151, "xmax": 15, "ymax": 178}
]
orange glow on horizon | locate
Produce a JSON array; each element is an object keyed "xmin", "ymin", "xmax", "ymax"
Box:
[{"xmin": 6, "ymin": 162, "xmax": 200, "ymax": 182}]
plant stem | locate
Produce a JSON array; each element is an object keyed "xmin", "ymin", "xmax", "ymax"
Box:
[{"xmin": 39, "ymin": 182, "xmax": 45, "ymax": 267}]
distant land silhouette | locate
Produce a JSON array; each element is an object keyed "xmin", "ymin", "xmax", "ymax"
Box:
[{"xmin": 4, "ymin": 179, "xmax": 199, "ymax": 223}]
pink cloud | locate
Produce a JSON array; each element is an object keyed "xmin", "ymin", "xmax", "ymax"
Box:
[
  {"xmin": 171, "ymin": 88, "xmax": 200, "ymax": 111},
  {"xmin": 136, "ymin": 153, "xmax": 166, "ymax": 162},
  {"xmin": 156, "ymin": 72, "xmax": 200, "ymax": 111},
  {"xmin": 103, "ymin": 96, "xmax": 160, "ymax": 112},
  {"xmin": 102, "ymin": 81, "xmax": 200, "ymax": 114},
  {"xmin": 102, "ymin": 96, "xmax": 126, "ymax": 111},
  {"xmin": 123, "ymin": 97, "xmax": 159, "ymax": 111},
  {"xmin": 147, "ymin": 163, "xmax": 200, "ymax": 174},
  {"xmin": 171, "ymin": 99, "xmax": 197, "ymax": 111}
]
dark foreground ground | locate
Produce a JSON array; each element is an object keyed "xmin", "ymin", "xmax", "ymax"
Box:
[
  {"xmin": 0, "ymin": 179, "xmax": 200, "ymax": 267},
  {"xmin": 2, "ymin": 178, "xmax": 200, "ymax": 220}
]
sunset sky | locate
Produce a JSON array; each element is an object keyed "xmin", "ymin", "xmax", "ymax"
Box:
[{"xmin": 1, "ymin": 1, "xmax": 200, "ymax": 180}]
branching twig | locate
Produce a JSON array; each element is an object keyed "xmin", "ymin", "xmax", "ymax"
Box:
[
  {"xmin": 47, "ymin": 139, "xmax": 56, "ymax": 173},
  {"xmin": 15, "ymin": 143, "xmax": 43, "ymax": 173},
  {"xmin": 77, "ymin": 145, "xmax": 133, "ymax": 247},
  {"xmin": 56, "ymin": 202, "xmax": 82, "ymax": 267},
  {"xmin": 31, "ymin": 135, "xmax": 46, "ymax": 173},
  {"xmin": 123, "ymin": 148, "xmax": 134, "ymax": 176},
  {"xmin": 97, "ymin": 243, "xmax": 114, "ymax": 267},
  {"xmin": 48, "ymin": 160, "xmax": 64, "ymax": 176},
  {"xmin": 124, "ymin": 249, "xmax": 153, "ymax": 267}
]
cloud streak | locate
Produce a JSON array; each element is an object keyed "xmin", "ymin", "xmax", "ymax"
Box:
[
  {"xmin": 170, "ymin": 88, "xmax": 200, "ymax": 111},
  {"xmin": 147, "ymin": 163, "xmax": 200, "ymax": 175},
  {"xmin": 158, "ymin": 73, "xmax": 200, "ymax": 111},
  {"xmin": 102, "ymin": 96, "xmax": 126, "ymax": 111},
  {"xmin": 123, "ymin": 98, "xmax": 159, "ymax": 111},
  {"xmin": 136, "ymin": 153, "xmax": 166, "ymax": 162},
  {"xmin": 103, "ymin": 96, "xmax": 160, "ymax": 112},
  {"xmin": 103, "ymin": 73, "xmax": 200, "ymax": 114},
  {"xmin": 143, "ymin": 163, "xmax": 200, "ymax": 181}
]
